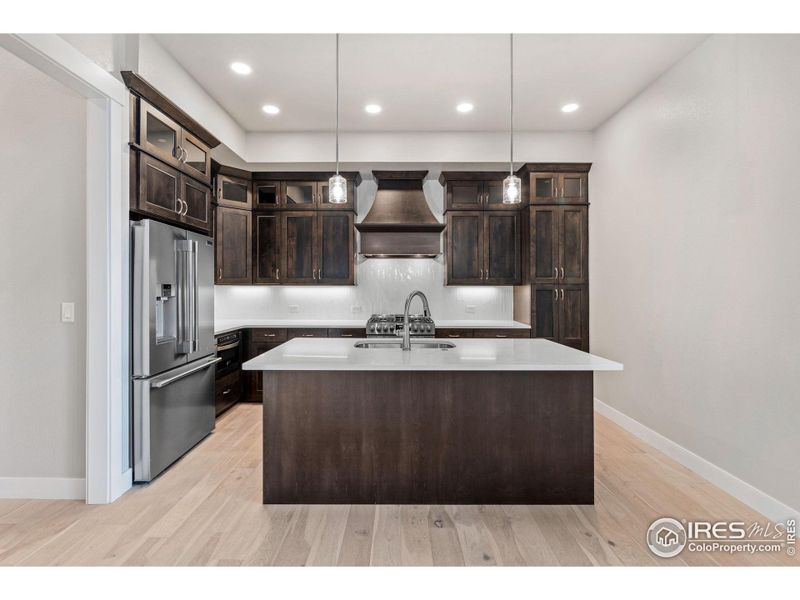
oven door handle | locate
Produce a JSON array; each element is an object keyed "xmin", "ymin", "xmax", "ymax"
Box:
[{"xmin": 216, "ymin": 341, "xmax": 240, "ymax": 352}]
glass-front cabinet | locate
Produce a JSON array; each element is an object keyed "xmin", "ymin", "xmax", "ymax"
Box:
[
  {"xmin": 283, "ymin": 181, "xmax": 317, "ymax": 208},
  {"xmin": 137, "ymin": 98, "xmax": 212, "ymax": 185},
  {"xmin": 216, "ymin": 175, "xmax": 252, "ymax": 210}
]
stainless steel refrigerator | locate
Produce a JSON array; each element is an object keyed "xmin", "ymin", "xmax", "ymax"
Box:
[{"xmin": 131, "ymin": 219, "xmax": 217, "ymax": 482}]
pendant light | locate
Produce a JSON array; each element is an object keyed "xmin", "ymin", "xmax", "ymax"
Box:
[
  {"xmin": 502, "ymin": 33, "xmax": 521, "ymax": 204},
  {"xmin": 328, "ymin": 33, "xmax": 347, "ymax": 204}
]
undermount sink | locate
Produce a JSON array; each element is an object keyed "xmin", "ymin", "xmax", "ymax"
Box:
[{"xmin": 354, "ymin": 340, "xmax": 456, "ymax": 350}]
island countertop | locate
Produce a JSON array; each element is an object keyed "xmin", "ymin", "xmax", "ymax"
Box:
[
  {"xmin": 214, "ymin": 319, "xmax": 531, "ymax": 336},
  {"xmin": 242, "ymin": 337, "xmax": 623, "ymax": 372}
]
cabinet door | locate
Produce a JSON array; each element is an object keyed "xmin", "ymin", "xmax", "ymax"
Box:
[
  {"xmin": 138, "ymin": 152, "xmax": 181, "ymax": 223},
  {"xmin": 180, "ymin": 130, "xmax": 211, "ymax": 185},
  {"xmin": 446, "ymin": 181, "xmax": 483, "ymax": 210},
  {"xmin": 484, "ymin": 212, "xmax": 520, "ymax": 284},
  {"xmin": 253, "ymin": 181, "xmax": 282, "ymax": 209},
  {"xmin": 253, "ymin": 213, "xmax": 283, "ymax": 284},
  {"xmin": 532, "ymin": 207, "xmax": 560, "ymax": 284},
  {"xmin": 484, "ymin": 179, "xmax": 520, "ymax": 210},
  {"xmin": 558, "ymin": 286, "xmax": 588, "ymax": 351},
  {"xmin": 317, "ymin": 212, "xmax": 354, "ymax": 284},
  {"xmin": 319, "ymin": 179, "xmax": 356, "ymax": 211},
  {"xmin": 283, "ymin": 181, "xmax": 317, "ymax": 209},
  {"xmin": 181, "ymin": 176, "xmax": 212, "ymax": 232},
  {"xmin": 559, "ymin": 173, "xmax": 588, "ymax": 203},
  {"xmin": 446, "ymin": 212, "xmax": 483, "ymax": 284},
  {"xmin": 140, "ymin": 100, "xmax": 182, "ymax": 168},
  {"xmin": 216, "ymin": 174, "xmax": 252, "ymax": 210},
  {"xmin": 559, "ymin": 206, "xmax": 587, "ymax": 284},
  {"xmin": 215, "ymin": 207, "xmax": 251, "ymax": 284},
  {"xmin": 282, "ymin": 212, "xmax": 317, "ymax": 283},
  {"xmin": 532, "ymin": 173, "xmax": 559, "ymax": 203},
  {"xmin": 532, "ymin": 287, "xmax": 559, "ymax": 343}
]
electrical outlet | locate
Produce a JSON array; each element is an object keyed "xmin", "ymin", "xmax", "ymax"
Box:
[
  {"xmin": 465, "ymin": 305, "xmax": 476, "ymax": 314},
  {"xmin": 351, "ymin": 304, "xmax": 363, "ymax": 314},
  {"xmin": 61, "ymin": 302, "xmax": 75, "ymax": 323},
  {"xmin": 288, "ymin": 305, "xmax": 299, "ymax": 314}
]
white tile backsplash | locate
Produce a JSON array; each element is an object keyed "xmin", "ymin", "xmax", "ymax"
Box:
[{"xmin": 215, "ymin": 259, "xmax": 512, "ymax": 322}]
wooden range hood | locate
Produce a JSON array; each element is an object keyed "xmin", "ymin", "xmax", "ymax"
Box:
[{"xmin": 356, "ymin": 171, "xmax": 445, "ymax": 258}]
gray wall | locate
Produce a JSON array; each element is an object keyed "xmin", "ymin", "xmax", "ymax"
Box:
[
  {"xmin": 0, "ymin": 47, "xmax": 87, "ymax": 481},
  {"xmin": 591, "ymin": 35, "xmax": 800, "ymax": 513}
]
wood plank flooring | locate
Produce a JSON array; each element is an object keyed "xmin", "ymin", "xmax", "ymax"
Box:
[{"xmin": 0, "ymin": 403, "xmax": 795, "ymax": 566}]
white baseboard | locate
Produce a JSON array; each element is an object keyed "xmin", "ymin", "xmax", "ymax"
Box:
[
  {"xmin": 594, "ymin": 398, "xmax": 800, "ymax": 524},
  {"xmin": 0, "ymin": 477, "xmax": 85, "ymax": 500}
]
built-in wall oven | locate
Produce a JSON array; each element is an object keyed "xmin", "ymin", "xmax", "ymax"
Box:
[{"xmin": 215, "ymin": 330, "xmax": 242, "ymax": 416}]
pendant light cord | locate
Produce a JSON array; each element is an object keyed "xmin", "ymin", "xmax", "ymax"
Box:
[
  {"xmin": 509, "ymin": 32, "xmax": 514, "ymax": 176},
  {"xmin": 335, "ymin": 33, "xmax": 340, "ymax": 175}
]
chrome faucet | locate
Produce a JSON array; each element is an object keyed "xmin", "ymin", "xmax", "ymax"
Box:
[{"xmin": 402, "ymin": 290, "xmax": 431, "ymax": 351}]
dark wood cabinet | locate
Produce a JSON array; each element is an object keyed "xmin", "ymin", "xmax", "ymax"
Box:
[
  {"xmin": 532, "ymin": 205, "xmax": 587, "ymax": 285},
  {"xmin": 472, "ymin": 328, "xmax": 529, "ymax": 338},
  {"xmin": 216, "ymin": 174, "xmax": 252, "ymax": 210},
  {"xmin": 215, "ymin": 207, "xmax": 251, "ymax": 284},
  {"xmin": 518, "ymin": 163, "xmax": 591, "ymax": 351},
  {"xmin": 317, "ymin": 212, "xmax": 355, "ymax": 284},
  {"xmin": 252, "ymin": 213, "xmax": 282, "ymax": 284},
  {"xmin": 246, "ymin": 340, "xmax": 282, "ymax": 402},
  {"xmin": 253, "ymin": 181, "xmax": 281, "ymax": 209},
  {"xmin": 283, "ymin": 212, "xmax": 317, "ymax": 283},
  {"xmin": 446, "ymin": 212, "xmax": 483, "ymax": 284},
  {"xmin": 135, "ymin": 98, "xmax": 211, "ymax": 185},
  {"xmin": 133, "ymin": 150, "xmax": 213, "ymax": 233},
  {"xmin": 283, "ymin": 181, "xmax": 317, "ymax": 209},
  {"xmin": 446, "ymin": 211, "xmax": 520, "ymax": 285},
  {"xmin": 441, "ymin": 174, "xmax": 522, "ymax": 211}
]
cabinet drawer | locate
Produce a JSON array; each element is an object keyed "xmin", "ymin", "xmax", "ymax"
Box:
[
  {"xmin": 215, "ymin": 370, "xmax": 241, "ymax": 416},
  {"xmin": 250, "ymin": 328, "xmax": 287, "ymax": 343},
  {"xmin": 472, "ymin": 328, "xmax": 530, "ymax": 338},
  {"xmin": 437, "ymin": 328, "xmax": 473, "ymax": 338},
  {"xmin": 288, "ymin": 328, "xmax": 327, "ymax": 339},
  {"xmin": 327, "ymin": 328, "xmax": 366, "ymax": 338}
]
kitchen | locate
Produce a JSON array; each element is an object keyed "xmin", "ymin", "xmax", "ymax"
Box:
[{"xmin": 1, "ymin": 14, "xmax": 799, "ymax": 594}]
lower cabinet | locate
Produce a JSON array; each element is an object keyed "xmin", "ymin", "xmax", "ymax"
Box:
[
  {"xmin": 215, "ymin": 371, "xmax": 242, "ymax": 416},
  {"xmin": 532, "ymin": 285, "xmax": 588, "ymax": 351},
  {"xmin": 245, "ymin": 339, "xmax": 283, "ymax": 402}
]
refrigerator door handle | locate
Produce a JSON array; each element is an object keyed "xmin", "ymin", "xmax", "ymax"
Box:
[
  {"xmin": 176, "ymin": 239, "xmax": 195, "ymax": 354},
  {"xmin": 151, "ymin": 357, "xmax": 221, "ymax": 389},
  {"xmin": 191, "ymin": 240, "xmax": 199, "ymax": 352}
]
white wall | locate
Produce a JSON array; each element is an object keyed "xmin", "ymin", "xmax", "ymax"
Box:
[
  {"xmin": 0, "ymin": 47, "xmax": 87, "ymax": 492},
  {"xmin": 591, "ymin": 35, "xmax": 800, "ymax": 515}
]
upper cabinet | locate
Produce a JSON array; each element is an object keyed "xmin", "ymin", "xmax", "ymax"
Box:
[
  {"xmin": 446, "ymin": 211, "xmax": 521, "ymax": 286},
  {"xmin": 249, "ymin": 173, "xmax": 360, "ymax": 212},
  {"xmin": 124, "ymin": 72, "xmax": 220, "ymax": 234},
  {"xmin": 216, "ymin": 174, "xmax": 252, "ymax": 210},
  {"xmin": 516, "ymin": 163, "xmax": 590, "ymax": 205},
  {"xmin": 135, "ymin": 97, "xmax": 211, "ymax": 185},
  {"xmin": 440, "ymin": 173, "xmax": 523, "ymax": 211}
]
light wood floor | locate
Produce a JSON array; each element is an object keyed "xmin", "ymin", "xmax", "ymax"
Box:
[{"xmin": 0, "ymin": 403, "xmax": 795, "ymax": 566}]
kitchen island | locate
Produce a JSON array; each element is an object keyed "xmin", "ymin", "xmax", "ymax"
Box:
[{"xmin": 243, "ymin": 338, "xmax": 622, "ymax": 505}]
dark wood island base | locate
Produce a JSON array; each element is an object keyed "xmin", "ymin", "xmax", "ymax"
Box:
[{"xmin": 263, "ymin": 370, "xmax": 594, "ymax": 504}]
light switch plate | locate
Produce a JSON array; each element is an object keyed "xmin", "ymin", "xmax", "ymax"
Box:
[
  {"xmin": 351, "ymin": 304, "xmax": 363, "ymax": 314},
  {"xmin": 465, "ymin": 305, "xmax": 476, "ymax": 314},
  {"xmin": 61, "ymin": 302, "xmax": 75, "ymax": 323},
  {"xmin": 288, "ymin": 305, "xmax": 299, "ymax": 314}
]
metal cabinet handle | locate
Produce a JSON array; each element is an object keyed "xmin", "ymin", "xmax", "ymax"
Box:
[
  {"xmin": 302, "ymin": 334, "xmax": 315, "ymax": 337},
  {"xmin": 276, "ymin": 268, "xmax": 280, "ymax": 280},
  {"xmin": 560, "ymin": 289, "xmax": 564, "ymax": 300},
  {"xmin": 560, "ymin": 266, "xmax": 564, "ymax": 280},
  {"xmin": 182, "ymin": 199, "xmax": 189, "ymax": 216},
  {"xmin": 341, "ymin": 334, "xmax": 353, "ymax": 337},
  {"xmin": 496, "ymin": 334, "xmax": 508, "ymax": 338},
  {"xmin": 554, "ymin": 267, "xmax": 558, "ymax": 279},
  {"xmin": 554, "ymin": 289, "xmax": 558, "ymax": 301},
  {"xmin": 263, "ymin": 333, "xmax": 276, "ymax": 337},
  {"xmin": 175, "ymin": 198, "xmax": 181, "ymax": 214},
  {"xmin": 448, "ymin": 334, "xmax": 460, "ymax": 338},
  {"xmin": 218, "ymin": 267, "xmax": 222, "ymax": 279},
  {"xmin": 222, "ymin": 388, "xmax": 231, "ymax": 395}
]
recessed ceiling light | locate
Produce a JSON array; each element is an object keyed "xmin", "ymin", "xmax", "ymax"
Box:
[
  {"xmin": 364, "ymin": 104, "xmax": 382, "ymax": 114},
  {"xmin": 262, "ymin": 104, "xmax": 280, "ymax": 115},
  {"xmin": 230, "ymin": 62, "xmax": 252, "ymax": 75},
  {"xmin": 561, "ymin": 103, "xmax": 580, "ymax": 113},
  {"xmin": 456, "ymin": 102, "xmax": 474, "ymax": 113}
]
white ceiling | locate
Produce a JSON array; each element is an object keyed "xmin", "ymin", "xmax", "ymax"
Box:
[{"xmin": 154, "ymin": 34, "xmax": 706, "ymax": 133}]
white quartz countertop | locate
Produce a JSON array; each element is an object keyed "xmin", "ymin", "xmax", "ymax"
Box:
[
  {"xmin": 214, "ymin": 319, "xmax": 531, "ymax": 336},
  {"xmin": 242, "ymin": 337, "xmax": 623, "ymax": 372}
]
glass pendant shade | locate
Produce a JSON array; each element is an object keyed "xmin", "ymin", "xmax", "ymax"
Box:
[
  {"xmin": 502, "ymin": 174, "xmax": 522, "ymax": 204},
  {"xmin": 328, "ymin": 173, "xmax": 347, "ymax": 204}
]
